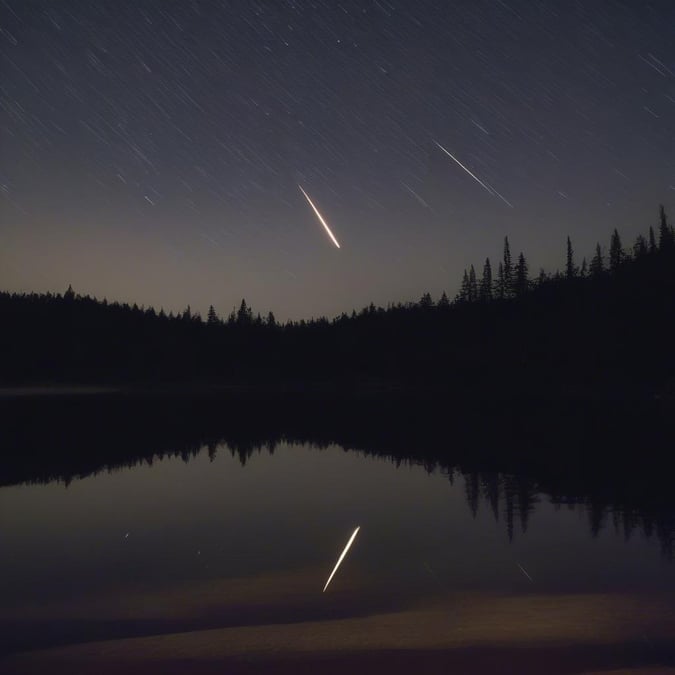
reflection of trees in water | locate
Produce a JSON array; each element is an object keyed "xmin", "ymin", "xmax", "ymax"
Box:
[
  {"xmin": 460, "ymin": 468, "xmax": 673, "ymax": 559},
  {"xmin": 462, "ymin": 470, "xmax": 539, "ymax": 541},
  {"xmin": 9, "ymin": 433, "xmax": 673, "ymax": 560}
]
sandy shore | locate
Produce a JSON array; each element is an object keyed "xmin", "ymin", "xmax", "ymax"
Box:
[{"xmin": 4, "ymin": 586, "xmax": 675, "ymax": 674}]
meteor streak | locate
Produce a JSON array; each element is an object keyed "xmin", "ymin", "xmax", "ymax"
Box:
[
  {"xmin": 298, "ymin": 184, "xmax": 341, "ymax": 249},
  {"xmin": 323, "ymin": 526, "xmax": 360, "ymax": 592},
  {"xmin": 517, "ymin": 562, "xmax": 533, "ymax": 582},
  {"xmin": 434, "ymin": 140, "xmax": 513, "ymax": 207}
]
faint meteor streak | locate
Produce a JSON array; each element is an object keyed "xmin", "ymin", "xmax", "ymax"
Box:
[
  {"xmin": 517, "ymin": 562, "xmax": 533, "ymax": 582},
  {"xmin": 323, "ymin": 526, "xmax": 360, "ymax": 592},
  {"xmin": 401, "ymin": 181, "xmax": 430, "ymax": 208},
  {"xmin": 434, "ymin": 140, "xmax": 513, "ymax": 208},
  {"xmin": 298, "ymin": 184, "xmax": 341, "ymax": 248}
]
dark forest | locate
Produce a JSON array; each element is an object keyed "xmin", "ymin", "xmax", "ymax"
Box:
[{"xmin": 2, "ymin": 205, "xmax": 675, "ymax": 396}]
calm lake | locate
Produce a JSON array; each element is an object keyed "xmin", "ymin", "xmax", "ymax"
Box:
[{"xmin": 2, "ymin": 437, "xmax": 675, "ymax": 674}]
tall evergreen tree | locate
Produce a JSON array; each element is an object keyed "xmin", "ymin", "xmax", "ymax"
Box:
[
  {"xmin": 468, "ymin": 265, "xmax": 478, "ymax": 302},
  {"xmin": 266, "ymin": 311, "xmax": 277, "ymax": 327},
  {"xmin": 658, "ymin": 204, "xmax": 673, "ymax": 251},
  {"xmin": 207, "ymin": 305, "xmax": 219, "ymax": 325},
  {"xmin": 589, "ymin": 243, "xmax": 604, "ymax": 277},
  {"xmin": 479, "ymin": 258, "xmax": 493, "ymax": 302},
  {"xmin": 649, "ymin": 225, "xmax": 657, "ymax": 253},
  {"xmin": 513, "ymin": 252, "xmax": 529, "ymax": 297},
  {"xmin": 579, "ymin": 257, "xmax": 587, "ymax": 277},
  {"xmin": 457, "ymin": 269, "xmax": 471, "ymax": 302},
  {"xmin": 495, "ymin": 261, "xmax": 506, "ymax": 300},
  {"xmin": 565, "ymin": 236, "xmax": 577, "ymax": 279},
  {"xmin": 633, "ymin": 234, "xmax": 648, "ymax": 258},
  {"xmin": 437, "ymin": 291, "xmax": 450, "ymax": 308},
  {"xmin": 237, "ymin": 298, "xmax": 253, "ymax": 325},
  {"xmin": 609, "ymin": 228, "xmax": 624, "ymax": 271},
  {"xmin": 503, "ymin": 237, "xmax": 513, "ymax": 297}
]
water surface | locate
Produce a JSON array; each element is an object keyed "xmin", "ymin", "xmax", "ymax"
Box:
[{"xmin": 2, "ymin": 441, "xmax": 674, "ymax": 673}]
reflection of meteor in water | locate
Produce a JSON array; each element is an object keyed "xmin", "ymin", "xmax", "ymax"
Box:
[
  {"xmin": 323, "ymin": 526, "xmax": 360, "ymax": 592},
  {"xmin": 434, "ymin": 140, "xmax": 513, "ymax": 208},
  {"xmin": 298, "ymin": 184, "xmax": 341, "ymax": 249},
  {"xmin": 517, "ymin": 562, "xmax": 533, "ymax": 582}
]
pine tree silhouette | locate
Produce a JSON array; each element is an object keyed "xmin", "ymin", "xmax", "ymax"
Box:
[
  {"xmin": 514, "ymin": 252, "xmax": 529, "ymax": 297},
  {"xmin": 503, "ymin": 237, "xmax": 513, "ymax": 297},
  {"xmin": 633, "ymin": 234, "xmax": 648, "ymax": 258},
  {"xmin": 468, "ymin": 265, "xmax": 478, "ymax": 302},
  {"xmin": 237, "ymin": 299, "xmax": 253, "ymax": 325},
  {"xmin": 609, "ymin": 229, "xmax": 624, "ymax": 272},
  {"xmin": 207, "ymin": 305, "xmax": 219, "ymax": 325},
  {"xmin": 479, "ymin": 258, "xmax": 493, "ymax": 301},
  {"xmin": 495, "ymin": 261, "xmax": 506, "ymax": 300},
  {"xmin": 590, "ymin": 243, "xmax": 604, "ymax": 277},
  {"xmin": 458, "ymin": 269, "xmax": 471, "ymax": 302},
  {"xmin": 420, "ymin": 292, "xmax": 434, "ymax": 309},
  {"xmin": 566, "ymin": 236, "xmax": 577, "ymax": 279},
  {"xmin": 659, "ymin": 204, "xmax": 673, "ymax": 251}
]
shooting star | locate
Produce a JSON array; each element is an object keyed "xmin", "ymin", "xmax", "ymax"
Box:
[
  {"xmin": 323, "ymin": 526, "xmax": 360, "ymax": 592},
  {"xmin": 298, "ymin": 184, "xmax": 341, "ymax": 249},
  {"xmin": 434, "ymin": 140, "xmax": 513, "ymax": 208},
  {"xmin": 401, "ymin": 181, "xmax": 431, "ymax": 208}
]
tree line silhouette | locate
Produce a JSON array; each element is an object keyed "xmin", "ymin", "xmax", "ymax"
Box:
[
  {"xmin": 0, "ymin": 204, "xmax": 674, "ymax": 394},
  {"xmin": 455, "ymin": 205, "xmax": 673, "ymax": 303}
]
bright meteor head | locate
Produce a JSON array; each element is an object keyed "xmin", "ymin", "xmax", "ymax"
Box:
[{"xmin": 298, "ymin": 184, "xmax": 341, "ymax": 249}]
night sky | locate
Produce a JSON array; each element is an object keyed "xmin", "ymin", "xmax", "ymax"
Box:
[{"xmin": 1, "ymin": 1, "xmax": 674, "ymax": 320}]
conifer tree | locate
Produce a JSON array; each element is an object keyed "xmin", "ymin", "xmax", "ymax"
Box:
[
  {"xmin": 649, "ymin": 225, "xmax": 657, "ymax": 253},
  {"xmin": 633, "ymin": 234, "xmax": 648, "ymax": 258},
  {"xmin": 495, "ymin": 261, "xmax": 506, "ymax": 300},
  {"xmin": 579, "ymin": 257, "xmax": 587, "ymax": 277},
  {"xmin": 207, "ymin": 305, "xmax": 219, "ymax": 325},
  {"xmin": 458, "ymin": 269, "xmax": 471, "ymax": 302},
  {"xmin": 503, "ymin": 237, "xmax": 513, "ymax": 297},
  {"xmin": 589, "ymin": 243, "xmax": 604, "ymax": 277},
  {"xmin": 267, "ymin": 311, "xmax": 277, "ymax": 327},
  {"xmin": 565, "ymin": 236, "xmax": 576, "ymax": 279},
  {"xmin": 513, "ymin": 252, "xmax": 529, "ymax": 297},
  {"xmin": 609, "ymin": 229, "xmax": 624, "ymax": 271},
  {"xmin": 479, "ymin": 258, "xmax": 493, "ymax": 301},
  {"xmin": 419, "ymin": 292, "xmax": 434, "ymax": 309},
  {"xmin": 237, "ymin": 298, "xmax": 253, "ymax": 325},
  {"xmin": 437, "ymin": 291, "xmax": 450, "ymax": 308},
  {"xmin": 468, "ymin": 265, "xmax": 478, "ymax": 302},
  {"xmin": 659, "ymin": 204, "xmax": 673, "ymax": 251}
]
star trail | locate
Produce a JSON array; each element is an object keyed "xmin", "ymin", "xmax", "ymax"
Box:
[{"xmin": 1, "ymin": 0, "xmax": 673, "ymax": 319}]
